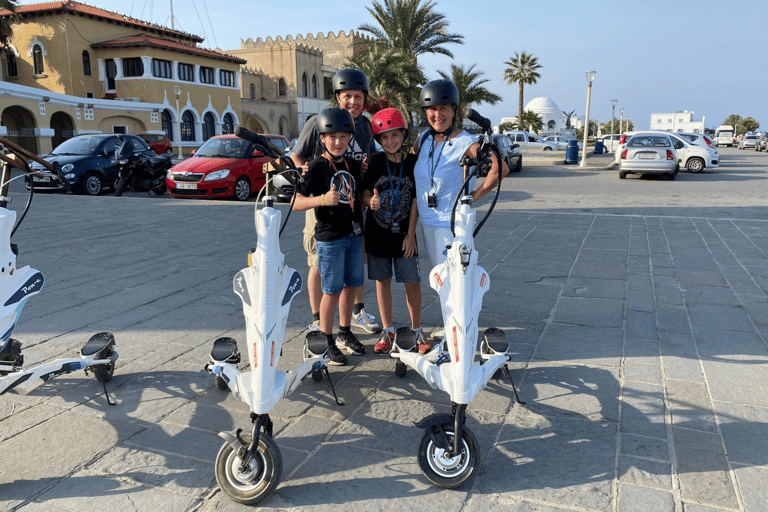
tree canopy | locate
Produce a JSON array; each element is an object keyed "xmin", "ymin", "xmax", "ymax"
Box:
[
  {"xmin": 1, "ymin": 0, "xmax": 18, "ymax": 48},
  {"xmin": 437, "ymin": 63, "xmax": 501, "ymax": 128},
  {"xmin": 503, "ymin": 52, "xmax": 542, "ymax": 126}
]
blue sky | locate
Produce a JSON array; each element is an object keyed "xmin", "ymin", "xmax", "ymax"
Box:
[{"xmin": 21, "ymin": 0, "xmax": 768, "ymax": 130}]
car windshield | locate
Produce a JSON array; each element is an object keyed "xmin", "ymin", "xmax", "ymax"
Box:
[
  {"xmin": 628, "ymin": 136, "xmax": 671, "ymax": 147},
  {"xmin": 194, "ymin": 138, "xmax": 251, "ymax": 158},
  {"xmin": 51, "ymin": 136, "xmax": 105, "ymax": 155}
]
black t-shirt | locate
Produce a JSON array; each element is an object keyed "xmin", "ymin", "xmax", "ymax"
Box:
[
  {"xmin": 297, "ymin": 156, "xmax": 364, "ymax": 242},
  {"xmin": 362, "ymin": 152, "xmax": 417, "ymax": 258}
]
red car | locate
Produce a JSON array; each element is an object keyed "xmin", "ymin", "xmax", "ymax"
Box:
[
  {"xmin": 139, "ymin": 133, "xmax": 173, "ymax": 155},
  {"xmin": 166, "ymin": 134, "xmax": 281, "ymax": 201}
]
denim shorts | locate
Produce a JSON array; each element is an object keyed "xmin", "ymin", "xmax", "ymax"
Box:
[
  {"xmin": 367, "ymin": 254, "xmax": 421, "ymax": 283},
  {"xmin": 316, "ymin": 233, "xmax": 364, "ymax": 295}
]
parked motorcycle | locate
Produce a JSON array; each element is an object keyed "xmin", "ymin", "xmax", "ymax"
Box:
[{"xmin": 114, "ymin": 136, "xmax": 172, "ymax": 196}]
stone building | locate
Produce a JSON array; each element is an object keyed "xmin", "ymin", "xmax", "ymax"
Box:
[
  {"xmin": 0, "ymin": 0, "xmax": 245, "ymax": 155},
  {"xmin": 649, "ymin": 111, "xmax": 705, "ymax": 133},
  {"xmin": 228, "ymin": 31, "xmax": 371, "ymax": 138}
]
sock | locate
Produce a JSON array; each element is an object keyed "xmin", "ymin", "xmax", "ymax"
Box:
[
  {"xmin": 353, "ymin": 303, "xmax": 364, "ymax": 315},
  {"xmin": 339, "ymin": 326, "xmax": 351, "ymax": 335},
  {"xmin": 326, "ymin": 334, "xmax": 335, "ymax": 346},
  {"xmin": 312, "ymin": 312, "xmax": 320, "ymax": 322}
]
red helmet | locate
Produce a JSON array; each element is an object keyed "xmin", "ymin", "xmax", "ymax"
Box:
[{"xmin": 371, "ymin": 108, "xmax": 408, "ymax": 139}]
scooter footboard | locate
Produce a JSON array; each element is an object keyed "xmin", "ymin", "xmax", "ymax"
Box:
[
  {"xmin": 396, "ymin": 351, "xmax": 443, "ymax": 390},
  {"xmin": 0, "ymin": 357, "xmax": 86, "ymax": 395}
]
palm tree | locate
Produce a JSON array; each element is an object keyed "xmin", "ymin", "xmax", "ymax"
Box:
[
  {"xmin": 515, "ymin": 110, "xmax": 543, "ymax": 134},
  {"xmin": 503, "ymin": 52, "xmax": 542, "ymax": 127},
  {"xmin": 346, "ymin": 44, "xmax": 426, "ymax": 116},
  {"xmin": 1, "ymin": 0, "xmax": 18, "ymax": 49},
  {"xmin": 437, "ymin": 63, "xmax": 501, "ymax": 128},
  {"xmin": 358, "ymin": 0, "xmax": 464, "ymax": 62}
]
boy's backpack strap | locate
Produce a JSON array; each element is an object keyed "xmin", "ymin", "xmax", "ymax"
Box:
[{"xmin": 417, "ymin": 130, "xmax": 431, "ymax": 153}]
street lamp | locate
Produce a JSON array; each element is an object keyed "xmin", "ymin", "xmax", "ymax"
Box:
[
  {"xmin": 620, "ymin": 108, "xmax": 624, "ymax": 137},
  {"xmin": 580, "ymin": 70, "xmax": 596, "ymax": 168},
  {"xmin": 174, "ymin": 86, "xmax": 182, "ymax": 159},
  {"xmin": 610, "ymin": 99, "xmax": 617, "ymax": 150}
]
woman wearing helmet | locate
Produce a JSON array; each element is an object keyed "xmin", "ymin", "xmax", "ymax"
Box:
[
  {"xmin": 413, "ymin": 79, "xmax": 508, "ymax": 340},
  {"xmin": 362, "ymin": 108, "xmax": 429, "ymax": 355},
  {"xmin": 414, "ymin": 79, "xmax": 507, "ymax": 268}
]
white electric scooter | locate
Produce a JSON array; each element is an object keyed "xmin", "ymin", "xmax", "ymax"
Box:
[
  {"xmin": 390, "ymin": 110, "xmax": 522, "ymax": 488},
  {"xmin": 0, "ymin": 137, "xmax": 117, "ymax": 402},
  {"xmin": 205, "ymin": 128, "xmax": 342, "ymax": 505}
]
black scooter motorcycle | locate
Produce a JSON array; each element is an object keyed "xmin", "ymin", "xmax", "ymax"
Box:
[{"xmin": 114, "ymin": 138, "xmax": 172, "ymax": 197}]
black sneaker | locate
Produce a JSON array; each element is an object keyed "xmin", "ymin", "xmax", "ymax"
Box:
[
  {"xmin": 336, "ymin": 331, "xmax": 366, "ymax": 356},
  {"xmin": 326, "ymin": 343, "xmax": 348, "ymax": 366}
]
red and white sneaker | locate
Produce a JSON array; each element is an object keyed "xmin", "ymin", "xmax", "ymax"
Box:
[{"xmin": 374, "ymin": 329, "xmax": 395, "ymax": 354}]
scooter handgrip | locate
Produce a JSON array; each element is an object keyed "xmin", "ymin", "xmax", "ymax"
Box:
[{"xmin": 234, "ymin": 126, "xmax": 257, "ymax": 142}]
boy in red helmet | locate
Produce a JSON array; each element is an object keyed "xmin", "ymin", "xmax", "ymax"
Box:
[{"xmin": 362, "ymin": 108, "xmax": 429, "ymax": 354}]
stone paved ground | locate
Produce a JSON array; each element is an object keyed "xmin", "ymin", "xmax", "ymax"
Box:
[{"xmin": 1, "ymin": 159, "xmax": 767, "ymax": 511}]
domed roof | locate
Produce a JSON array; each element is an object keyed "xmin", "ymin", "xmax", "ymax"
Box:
[{"xmin": 525, "ymin": 97, "xmax": 560, "ymax": 112}]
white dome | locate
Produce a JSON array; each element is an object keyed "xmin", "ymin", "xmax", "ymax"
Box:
[{"xmin": 525, "ymin": 97, "xmax": 560, "ymax": 112}]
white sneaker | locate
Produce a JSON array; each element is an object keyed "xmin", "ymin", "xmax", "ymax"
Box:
[
  {"xmin": 308, "ymin": 320, "xmax": 320, "ymax": 332},
  {"xmin": 430, "ymin": 328, "xmax": 445, "ymax": 340},
  {"xmin": 351, "ymin": 308, "xmax": 381, "ymax": 333}
]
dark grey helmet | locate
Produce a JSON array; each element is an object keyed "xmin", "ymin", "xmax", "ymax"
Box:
[
  {"xmin": 420, "ymin": 79, "xmax": 459, "ymax": 108},
  {"xmin": 315, "ymin": 108, "xmax": 355, "ymax": 134},
  {"xmin": 332, "ymin": 69, "xmax": 369, "ymax": 95}
]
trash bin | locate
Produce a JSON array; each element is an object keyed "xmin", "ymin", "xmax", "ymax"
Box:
[
  {"xmin": 565, "ymin": 139, "xmax": 579, "ymax": 164},
  {"xmin": 594, "ymin": 138, "xmax": 604, "ymax": 154}
]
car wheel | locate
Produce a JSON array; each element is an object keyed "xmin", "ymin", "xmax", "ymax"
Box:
[
  {"xmin": 233, "ymin": 176, "xmax": 251, "ymax": 201},
  {"xmin": 667, "ymin": 172, "xmax": 676, "ymax": 181},
  {"xmin": 82, "ymin": 172, "xmax": 104, "ymax": 195},
  {"xmin": 543, "ymin": 146, "xmax": 553, "ymax": 151},
  {"xmin": 686, "ymin": 158, "xmax": 704, "ymax": 173},
  {"xmin": 165, "ymin": 148, "xmax": 173, "ymax": 155},
  {"xmin": 515, "ymin": 159, "xmax": 522, "ymax": 172},
  {"xmin": 619, "ymin": 171, "xmax": 627, "ymax": 179}
]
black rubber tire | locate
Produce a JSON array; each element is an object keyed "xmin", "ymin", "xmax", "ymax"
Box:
[
  {"xmin": 619, "ymin": 171, "xmax": 627, "ymax": 179},
  {"xmin": 543, "ymin": 146, "xmax": 553, "ymax": 151},
  {"xmin": 114, "ymin": 177, "xmax": 127, "ymax": 196},
  {"xmin": 417, "ymin": 423, "xmax": 479, "ymax": 489},
  {"xmin": 215, "ymin": 434, "xmax": 282, "ymax": 505},
  {"xmin": 395, "ymin": 361, "xmax": 407, "ymax": 378},
  {"xmin": 214, "ymin": 375, "xmax": 229, "ymax": 390},
  {"xmin": 686, "ymin": 158, "xmax": 704, "ymax": 173},
  {"xmin": 82, "ymin": 173, "xmax": 104, "ymax": 195},
  {"xmin": 93, "ymin": 346, "xmax": 116, "ymax": 383},
  {"xmin": 234, "ymin": 177, "xmax": 251, "ymax": 201},
  {"xmin": 153, "ymin": 182, "xmax": 168, "ymax": 196},
  {"xmin": 311, "ymin": 368, "xmax": 323, "ymax": 382},
  {"xmin": 515, "ymin": 159, "xmax": 522, "ymax": 172},
  {"xmin": 667, "ymin": 172, "xmax": 676, "ymax": 181}
]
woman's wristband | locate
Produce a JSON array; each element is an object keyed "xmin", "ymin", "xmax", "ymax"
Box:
[{"xmin": 321, "ymin": 194, "xmax": 325, "ymax": 206}]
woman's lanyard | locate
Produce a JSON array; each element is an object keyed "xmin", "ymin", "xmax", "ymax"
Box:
[
  {"xmin": 427, "ymin": 126, "xmax": 452, "ymax": 191},
  {"xmin": 384, "ymin": 151, "xmax": 404, "ymax": 212}
]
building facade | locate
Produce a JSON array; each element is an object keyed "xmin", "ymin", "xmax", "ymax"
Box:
[
  {"xmin": 649, "ymin": 111, "xmax": 705, "ymax": 133},
  {"xmin": 1, "ymin": 1, "xmax": 245, "ymax": 155}
]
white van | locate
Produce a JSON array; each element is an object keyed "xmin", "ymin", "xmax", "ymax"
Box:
[{"xmin": 714, "ymin": 125, "xmax": 734, "ymax": 147}]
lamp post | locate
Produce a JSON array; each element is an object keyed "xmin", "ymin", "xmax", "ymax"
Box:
[
  {"xmin": 174, "ymin": 86, "xmax": 182, "ymax": 159},
  {"xmin": 580, "ymin": 70, "xmax": 596, "ymax": 168},
  {"xmin": 626, "ymin": 115, "xmax": 631, "ymax": 132},
  {"xmin": 610, "ymin": 99, "xmax": 617, "ymax": 150},
  {"xmin": 620, "ymin": 108, "xmax": 624, "ymax": 137}
]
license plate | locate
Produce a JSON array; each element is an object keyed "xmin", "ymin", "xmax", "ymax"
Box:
[
  {"xmin": 638, "ymin": 154, "xmax": 655, "ymax": 159},
  {"xmin": 32, "ymin": 176, "xmax": 50, "ymax": 182},
  {"xmin": 177, "ymin": 183, "xmax": 197, "ymax": 190}
]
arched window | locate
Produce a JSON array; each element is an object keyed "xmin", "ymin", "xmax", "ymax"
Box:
[
  {"xmin": 202, "ymin": 112, "xmax": 215, "ymax": 141},
  {"xmin": 82, "ymin": 51, "xmax": 91, "ymax": 76},
  {"xmin": 181, "ymin": 111, "xmax": 195, "ymax": 141},
  {"xmin": 162, "ymin": 110, "xmax": 174, "ymax": 141},
  {"xmin": 302, "ymin": 73, "xmax": 308, "ymax": 97},
  {"xmin": 249, "ymin": 83, "xmax": 255, "ymax": 100},
  {"xmin": 312, "ymin": 74, "xmax": 318, "ymax": 98},
  {"xmin": 222, "ymin": 113, "xmax": 234, "ymax": 134},
  {"xmin": 33, "ymin": 45, "xmax": 44, "ymax": 74},
  {"xmin": 547, "ymin": 120, "xmax": 556, "ymax": 129},
  {"xmin": 278, "ymin": 78, "xmax": 286, "ymax": 97}
]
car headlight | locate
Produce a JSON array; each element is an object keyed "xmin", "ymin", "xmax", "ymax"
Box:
[
  {"xmin": 61, "ymin": 164, "xmax": 74, "ymax": 172},
  {"xmin": 166, "ymin": 170, "xmax": 174, "ymax": 179},
  {"xmin": 204, "ymin": 170, "xmax": 230, "ymax": 181}
]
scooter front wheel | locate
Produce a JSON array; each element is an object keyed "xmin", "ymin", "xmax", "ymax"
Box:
[
  {"xmin": 215, "ymin": 433, "xmax": 283, "ymax": 505},
  {"xmin": 417, "ymin": 423, "xmax": 479, "ymax": 489}
]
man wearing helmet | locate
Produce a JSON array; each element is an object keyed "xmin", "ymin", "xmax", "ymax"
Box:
[
  {"xmin": 413, "ymin": 79, "xmax": 508, "ymax": 339},
  {"xmin": 291, "ymin": 69, "xmax": 381, "ymax": 337}
]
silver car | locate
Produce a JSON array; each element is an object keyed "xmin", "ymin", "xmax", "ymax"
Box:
[
  {"xmin": 619, "ymin": 134, "xmax": 679, "ymax": 180},
  {"xmin": 738, "ymin": 135, "xmax": 760, "ymax": 150}
]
